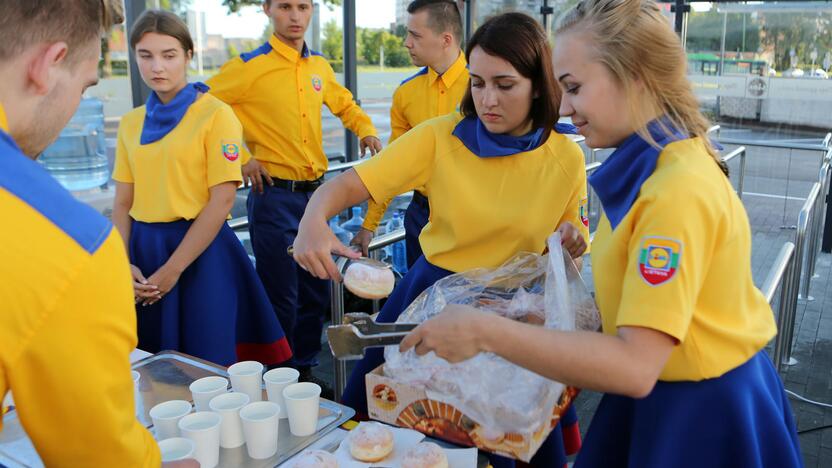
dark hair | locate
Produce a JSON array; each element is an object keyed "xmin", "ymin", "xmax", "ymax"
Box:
[
  {"xmin": 407, "ymin": 0, "xmax": 463, "ymax": 43},
  {"xmin": 0, "ymin": 0, "xmax": 123, "ymax": 63},
  {"xmin": 459, "ymin": 12, "xmax": 560, "ymax": 134},
  {"xmin": 129, "ymin": 10, "xmax": 194, "ymax": 56}
]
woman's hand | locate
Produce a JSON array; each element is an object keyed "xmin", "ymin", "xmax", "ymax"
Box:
[
  {"xmin": 130, "ymin": 264, "xmax": 159, "ymax": 304},
  {"xmin": 292, "ymin": 217, "xmax": 359, "ymax": 281},
  {"xmin": 399, "ymin": 304, "xmax": 495, "ymax": 363},
  {"xmin": 141, "ymin": 263, "xmax": 183, "ymax": 306},
  {"xmin": 557, "ymin": 221, "xmax": 587, "ymax": 259}
]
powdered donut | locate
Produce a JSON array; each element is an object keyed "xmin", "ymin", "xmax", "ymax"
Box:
[
  {"xmin": 349, "ymin": 422, "xmax": 394, "ymax": 462},
  {"xmin": 401, "ymin": 442, "xmax": 449, "ymax": 468},
  {"xmin": 291, "ymin": 449, "xmax": 338, "ymax": 468},
  {"xmin": 343, "ymin": 262, "xmax": 395, "ymax": 299}
]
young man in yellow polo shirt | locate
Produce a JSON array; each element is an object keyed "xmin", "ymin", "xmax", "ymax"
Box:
[
  {"xmin": 0, "ymin": 1, "xmax": 193, "ymax": 466},
  {"xmin": 351, "ymin": 0, "xmax": 468, "ymax": 268},
  {"xmin": 207, "ymin": 0, "xmax": 381, "ymax": 395}
]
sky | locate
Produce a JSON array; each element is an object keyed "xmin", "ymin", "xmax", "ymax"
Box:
[{"xmin": 197, "ymin": 0, "xmax": 396, "ymax": 39}]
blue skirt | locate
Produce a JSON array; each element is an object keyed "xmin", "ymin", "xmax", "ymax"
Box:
[
  {"xmin": 130, "ymin": 220, "xmax": 292, "ymax": 367},
  {"xmin": 341, "ymin": 256, "xmax": 577, "ymax": 467},
  {"xmin": 575, "ymin": 351, "xmax": 803, "ymax": 468}
]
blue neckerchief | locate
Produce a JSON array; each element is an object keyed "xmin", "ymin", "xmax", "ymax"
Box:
[
  {"xmin": 451, "ymin": 116, "xmax": 546, "ymax": 158},
  {"xmin": 555, "ymin": 122, "xmax": 579, "ymax": 135},
  {"xmin": 141, "ymin": 82, "xmax": 210, "ymax": 145},
  {"xmin": 589, "ymin": 120, "xmax": 687, "ymax": 229}
]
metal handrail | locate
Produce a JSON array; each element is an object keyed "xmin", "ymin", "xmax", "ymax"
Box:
[
  {"xmin": 763, "ymin": 242, "xmax": 795, "ymax": 304},
  {"xmin": 822, "ymin": 132, "xmax": 831, "ymax": 149},
  {"xmin": 803, "ymin": 154, "xmax": 831, "ymax": 298},
  {"xmin": 716, "ymin": 137, "xmax": 829, "ymax": 152},
  {"xmin": 585, "ymin": 161, "xmax": 601, "ymax": 174},
  {"xmin": 235, "ymin": 156, "xmax": 366, "ymax": 192},
  {"xmin": 706, "ymin": 124, "xmax": 721, "ymax": 137},
  {"xmin": 722, "ymin": 146, "xmax": 747, "ymax": 199},
  {"xmin": 780, "ymin": 182, "xmax": 821, "ymax": 367},
  {"xmin": 769, "ymin": 242, "xmax": 796, "ymax": 372}
]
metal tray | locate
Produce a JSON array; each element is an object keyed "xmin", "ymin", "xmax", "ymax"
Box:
[{"xmin": 132, "ymin": 351, "xmax": 355, "ymax": 467}]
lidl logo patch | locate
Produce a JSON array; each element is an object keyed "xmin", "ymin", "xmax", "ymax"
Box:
[
  {"xmin": 638, "ymin": 236, "xmax": 681, "ymax": 286},
  {"xmin": 222, "ymin": 142, "xmax": 239, "ymax": 162}
]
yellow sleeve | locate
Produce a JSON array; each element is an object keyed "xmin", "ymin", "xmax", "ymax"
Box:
[
  {"xmin": 354, "ymin": 121, "xmax": 437, "ymax": 205},
  {"xmin": 362, "ymin": 198, "xmax": 391, "ymax": 232},
  {"xmin": 111, "ymin": 121, "xmax": 134, "ymax": 183},
  {"xmin": 555, "ymin": 140, "xmax": 590, "ymax": 253},
  {"xmin": 388, "ymin": 87, "xmax": 410, "ymax": 144},
  {"xmin": 8, "ymin": 231, "xmax": 160, "ymax": 467},
  {"xmin": 205, "ymin": 105, "xmax": 245, "ymax": 188},
  {"xmin": 322, "ymin": 65, "xmax": 377, "ymax": 140},
  {"xmin": 206, "ymin": 58, "xmax": 250, "ymax": 106},
  {"xmin": 615, "ymin": 187, "xmax": 717, "ymax": 341}
]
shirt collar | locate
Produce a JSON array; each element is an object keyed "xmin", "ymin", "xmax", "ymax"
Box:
[
  {"xmin": 428, "ymin": 51, "xmax": 467, "ymax": 88},
  {"xmin": 0, "ymin": 103, "xmax": 8, "ymax": 133},
  {"xmin": 270, "ymin": 35, "xmax": 310, "ymax": 62}
]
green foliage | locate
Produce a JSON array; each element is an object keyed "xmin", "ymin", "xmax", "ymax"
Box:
[{"xmin": 322, "ymin": 19, "xmax": 343, "ymax": 60}]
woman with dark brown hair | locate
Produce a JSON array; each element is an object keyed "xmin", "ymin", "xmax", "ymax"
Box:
[{"xmin": 292, "ymin": 12, "xmax": 589, "ymax": 467}]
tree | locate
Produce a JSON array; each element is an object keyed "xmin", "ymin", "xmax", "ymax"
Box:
[
  {"xmin": 383, "ymin": 35, "xmax": 410, "ymax": 67},
  {"xmin": 686, "ymin": 8, "xmax": 761, "ymax": 54},
  {"xmin": 222, "ymin": 0, "xmax": 341, "ymax": 13},
  {"xmin": 322, "ymin": 19, "xmax": 343, "ymax": 61},
  {"xmin": 758, "ymin": 12, "xmax": 832, "ymax": 71}
]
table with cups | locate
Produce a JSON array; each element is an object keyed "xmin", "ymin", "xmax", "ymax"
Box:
[{"xmin": 135, "ymin": 351, "xmax": 354, "ymax": 468}]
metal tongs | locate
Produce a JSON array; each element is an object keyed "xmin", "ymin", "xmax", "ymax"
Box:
[
  {"xmin": 326, "ymin": 312, "xmax": 418, "ymax": 360},
  {"xmin": 286, "ymin": 245, "xmax": 391, "ymax": 270}
]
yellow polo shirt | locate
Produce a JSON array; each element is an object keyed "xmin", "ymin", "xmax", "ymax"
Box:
[
  {"xmin": 113, "ymin": 93, "xmax": 243, "ymax": 223},
  {"xmin": 207, "ymin": 35, "xmax": 377, "ymax": 181},
  {"xmin": 0, "ymin": 105, "xmax": 159, "ymax": 466},
  {"xmin": 591, "ymin": 138, "xmax": 776, "ymax": 381},
  {"xmin": 354, "ymin": 113, "xmax": 588, "ymax": 272},
  {"xmin": 362, "ymin": 52, "xmax": 469, "ymax": 231}
]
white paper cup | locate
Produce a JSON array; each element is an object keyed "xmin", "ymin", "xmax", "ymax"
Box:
[
  {"xmin": 228, "ymin": 361, "xmax": 264, "ymax": 403},
  {"xmin": 189, "ymin": 376, "xmax": 228, "ymax": 412},
  {"xmin": 149, "ymin": 400, "xmax": 192, "ymax": 440},
  {"xmin": 282, "ymin": 382, "xmax": 321, "ymax": 437},
  {"xmin": 263, "ymin": 367, "xmax": 299, "ymax": 419},
  {"xmin": 239, "ymin": 401, "xmax": 280, "ymax": 459},
  {"xmin": 178, "ymin": 411, "xmax": 222, "ymax": 468},
  {"xmin": 158, "ymin": 437, "xmax": 195, "ymax": 462},
  {"xmin": 209, "ymin": 391, "xmax": 250, "ymax": 449}
]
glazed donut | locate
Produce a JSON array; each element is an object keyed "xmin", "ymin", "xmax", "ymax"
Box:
[
  {"xmin": 401, "ymin": 442, "xmax": 449, "ymax": 468},
  {"xmin": 349, "ymin": 422, "xmax": 394, "ymax": 462},
  {"xmin": 291, "ymin": 449, "xmax": 338, "ymax": 468},
  {"xmin": 343, "ymin": 262, "xmax": 395, "ymax": 299}
]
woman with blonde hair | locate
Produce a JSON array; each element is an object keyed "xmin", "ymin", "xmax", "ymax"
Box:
[{"xmin": 400, "ymin": 0, "xmax": 803, "ymax": 465}]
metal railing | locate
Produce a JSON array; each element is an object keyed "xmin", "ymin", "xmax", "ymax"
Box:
[
  {"xmin": 766, "ymin": 242, "xmax": 796, "ymax": 372},
  {"xmin": 722, "ymin": 146, "xmax": 747, "ymax": 200},
  {"xmin": 804, "ymin": 149, "xmax": 832, "ymax": 294},
  {"xmin": 779, "ymin": 182, "xmax": 821, "ymax": 367}
]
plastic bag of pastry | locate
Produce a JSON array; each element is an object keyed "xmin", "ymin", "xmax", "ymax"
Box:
[{"xmin": 383, "ymin": 233, "xmax": 600, "ymax": 435}]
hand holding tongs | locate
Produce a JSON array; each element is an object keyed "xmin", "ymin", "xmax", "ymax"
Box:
[
  {"xmin": 326, "ymin": 312, "xmax": 418, "ymax": 360},
  {"xmin": 286, "ymin": 245, "xmax": 391, "ymax": 270}
]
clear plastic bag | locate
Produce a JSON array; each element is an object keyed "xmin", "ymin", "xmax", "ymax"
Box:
[{"xmin": 384, "ymin": 234, "xmax": 601, "ymax": 435}]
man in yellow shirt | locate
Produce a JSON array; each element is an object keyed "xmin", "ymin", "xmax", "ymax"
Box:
[
  {"xmin": 207, "ymin": 0, "xmax": 381, "ymax": 394},
  {"xmin": 0, "ymin": 1, "xmax": 192, "ymax": 466},
  {"xmin": 352, "ymin": 0, "xmax": 469, "ymax": 269}
]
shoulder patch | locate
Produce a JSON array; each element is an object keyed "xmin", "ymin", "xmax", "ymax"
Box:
[
  {"xmin": 637, "ymin": 236, "xmax": 682, "ymax": 286},
  {"xmin": 400, "ymin": 67, "xmax": 429, "ymax": 86},
  {"xmin": 0, "ymin": 132, "xmax": 112, "ymax": 254},
  {"xmin": 240, "ymin": 42, "xmax": 273, "ymax": 63}
]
